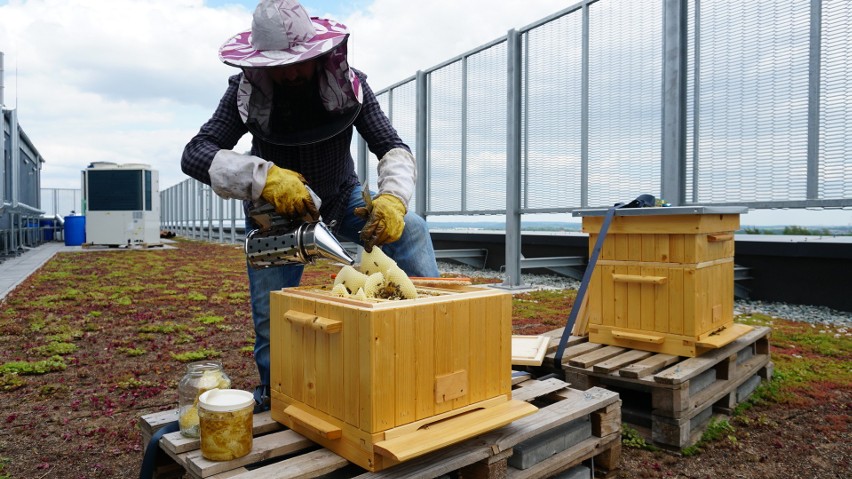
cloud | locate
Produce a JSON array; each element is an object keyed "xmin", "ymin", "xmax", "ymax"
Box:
[
  {"xmin": 1, "ymin": 0, "xmax": 251, "ymax": 189},
  {"xmin": 1, "ymin": 0, "xmax": 568, "ymax": 191},
  {"xmin": 341, "ymin": 0, "xmax": 568, "ymax": 91}
]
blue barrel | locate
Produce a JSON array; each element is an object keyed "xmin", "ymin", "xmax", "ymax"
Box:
[
  {"xmin": 40, "ymin": 219, "xmax": 55, "ymax": 241},
  {"xmin": 64, "ymin": 215, "xmax": 86, "ymax": 246}
]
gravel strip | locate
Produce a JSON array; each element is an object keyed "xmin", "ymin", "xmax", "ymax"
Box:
[{"xmin": 438, "ymin": 260, "xmax": 852, "ymax": 327}]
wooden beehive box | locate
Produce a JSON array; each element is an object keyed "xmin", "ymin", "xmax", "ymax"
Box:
[
  {"xmin": 269, "ymin": 285, "xmax": 537, "ymax": 471},
  {"xmin": 576, "ymin": 206, "xmax": 752, "ymax": 357}
]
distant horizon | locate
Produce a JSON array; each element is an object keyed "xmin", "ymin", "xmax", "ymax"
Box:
[{"xmin": 426, "ymin": 219, "xmax": 852, "ymax": 231}]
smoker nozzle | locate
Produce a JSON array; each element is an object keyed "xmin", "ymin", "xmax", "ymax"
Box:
[{"xmin": 245, "ymin": 221, "xmax": 355, "ymax": 270}]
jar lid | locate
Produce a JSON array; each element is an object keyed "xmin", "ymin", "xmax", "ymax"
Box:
[{"xmin": 198, "ymin": 389, "xmax": 255, "ymax": 412}]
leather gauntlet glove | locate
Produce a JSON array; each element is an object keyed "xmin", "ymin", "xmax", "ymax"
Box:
[
  {"xmin": 354, "ymin": 194, "xmax": 406, "ymax": 252},
  {"xmin": 260, "ymin": 165, "xmax": 320, "ymax": 221}
]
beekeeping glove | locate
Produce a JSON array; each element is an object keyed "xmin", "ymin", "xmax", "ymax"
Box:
[
  {"xmin": 354, "ymin": 194, "xmax": 406, "ymax": 252},
  {"xmin": 207, "ymin": 150, "xmax": 317, "ymax": 220},
  {"xmin": 261, "ymin": 165, "xmax": 320, "ymax": 220}
]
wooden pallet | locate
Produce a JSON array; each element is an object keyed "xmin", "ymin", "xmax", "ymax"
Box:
[
  {"xmin": 139, "ymin": 376, "xmax": 621, "ymax": 479},
  {"xmin": 530, "ymin": 325, "xmax": 772, "ymax": 449}
]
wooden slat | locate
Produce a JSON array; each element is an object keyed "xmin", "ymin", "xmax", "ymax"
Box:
[
  {"xmin": 327, "ymin": 304, "xmax": 344, "ymax": 421},
  {"xmin": 592, "ymin": 349, "xmax": 654, "ymax": 374},
  {"xmin": 654, "ymin": 265, "xmax": 669, "ymax": 334},
  {"xmin": 469, "ymin": 297, "xmax": 488, "ymax": 402},
  {"xmin": 140, "ymin": 409, "xmax": 179, "ymax": 439},
  {"xmin": 314, "ymin": 301, "xmax": 331, "ymax": 415},
  {"xmin": 414, "ymin": 301, "xmax": 435, "ymax": 421},
  {"xmin": 586, "ymin": 257, "xmax": 601, "ymax": 334},
  {"xmin": 499, "ymin": 293, "xmax": 513, "ymax": 394},
  {"xmin": 494, "ymin": 387, "xmax": 619, "ymax": 452},
  {"xmin": 626, "ymin": 265, "xmax": 641, "ymax": 330},
  {"xmin": 668, "ymin": 267, "xmax": 684, "ymax": 335},
  {"xmin": 639, "ymin": 269, "xmax": 656, "ymax": 332},
  {"xmin": 618, "ymin": 353, "xmax": 680, "ymax": 378},
  {"xmin": 568, "ymin": 345, "xmax": 626, "ymax": 369},
  {"xmin": 358, "ymin": 308, "xmax": 372, "ymax": 430},
  {"xmin": 484, "ymin": 295, "xmax": 501, "ymax": 398},
  {"xmin": 184, "ymin": 429, "xmax": 313, "ymax": 478},
  {"xmin": 269, "ymin": 294, "xmax": 289, "ymax": 402},
  {"xmin": 654, "ymin": 326, "xmax": 769, "ymax": 384},
  {"xmin": 613, "ymin": 265, "xmax": 627, "ymax": 329},
  {"xmin": 555, "ymin": 341, "xmax": 604, "ymax": 364},
  {"xmin": 374, "ymin": 310, "xmax": 396, "ymax": 431},
  {"xmin": 395, "ymin": 306, "xmax": 416, "ymax": 427},
  {"xmin": 601, "ymin": 265, "xmax": 615, "ymax": 328},
  {"xmin": 291, "ymin": 298, "xmax": 306, "ymax": 404},
  {"xmin": 434, "ymin": 302, "xmax": 454, "ymax": 416},
  {"xmin": 451, "ymin": 297, "xmax": 471, "ymax": 410},
  {"xmin": 510, "ymin": 378, "xmax": 569, "ymax": 402},
  {"xmin": 343, "ymin": 307, "xmax": 361, "ymax": 428},
  {"xmin": 219, "ymin": 449, "xmax": 348, "ymax": 479}
]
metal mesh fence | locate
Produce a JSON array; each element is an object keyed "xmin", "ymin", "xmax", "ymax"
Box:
[
  {"xmin": 521, "ymin": 11, "xmax": 584, "ymax": 210},
  {"xmin": 587, "ymin": 0, "xmax": 661, "ymax": 207},
  {"xmin": 465, "ymin": 42, "xmax": 508, "ymax": 212},
  {"xmin": 692, "ymin": 0, "xmax": 811, "ymax": 204},
  {"xmin": 40, "ymin": 188, "xmax": 81, "ymax": 217},
  {"xmin": 819, "ymin": 0, "xmax": 852, "ymax": 201},
  {"xmin": 427, "ymin": 61, "xmax": 464, "ymax": 212}
]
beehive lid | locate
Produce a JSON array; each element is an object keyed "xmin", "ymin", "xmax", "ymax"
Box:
[{"xmin": 573, "ymin": 205, "xmax": 748, "ymax": 217}]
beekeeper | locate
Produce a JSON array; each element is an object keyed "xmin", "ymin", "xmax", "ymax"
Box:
[{"xmin": 181, "ymin": 0, "xmax": 439, "ymax": 411}]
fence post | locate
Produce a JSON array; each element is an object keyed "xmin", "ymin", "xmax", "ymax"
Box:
[
  {"xmin": 806, "ymin": 0, "xmax": 822, "ymax": 200},
  {"xmin": 502, "ymin": 29, "xmax": 526, "ymax": 289},
  {"xmin": 415, "ymin": 70, "xmax": 428, "ymax": 218},
  {"xmin": 661, "ymin": 0, "xmax": 688, "ymax": 206}
]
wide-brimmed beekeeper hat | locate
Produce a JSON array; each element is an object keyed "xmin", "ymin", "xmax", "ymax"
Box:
[
  {"xmin": 219, "ymin": 0, "xmax": 350, "ymax": 68},
  {"xmin": 218, "ymin": 0, "xmax": 362, "ymax": 145}
]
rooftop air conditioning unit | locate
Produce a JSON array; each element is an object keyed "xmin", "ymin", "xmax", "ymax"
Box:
[{"xmin": 81, "ymin": 162, "xmax": 160, "ymax": 246}]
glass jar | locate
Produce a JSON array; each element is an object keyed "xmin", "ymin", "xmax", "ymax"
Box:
[
  {"xmin": 198, "ymin": 389, "xmax": 255, "ymax": 461},
  {"xmin": 178, "ymin": 361, "xmax": 231, "ymax": 438}
]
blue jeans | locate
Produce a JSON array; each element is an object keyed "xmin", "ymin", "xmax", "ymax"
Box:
[{"xmin": 246, "ymin": 186, "xmax": 439, "ymax": 387}]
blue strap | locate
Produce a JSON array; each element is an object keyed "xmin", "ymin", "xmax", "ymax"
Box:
[
  {"xmin": 139, "ymin": 421, "xmax": 180, "ymax": 479},
  {"xmin": 554, "ymin": 195, "xmax": 655, "ymax": 368},
  {"xmin": 554, "ymin": 205, "xmax": 618, "ymax": 367}
]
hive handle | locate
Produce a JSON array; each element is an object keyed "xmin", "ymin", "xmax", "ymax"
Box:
[
  {"xmin": 285, "ymin": 310, "xmax": 342, "ymax": 333},
  {"xmin": 707, "ymin": 233, "xmax": 734, "ymax": 242},
  {"xmin": 611, "ymin": 273, "xmax": 667, "ymax": 285}
]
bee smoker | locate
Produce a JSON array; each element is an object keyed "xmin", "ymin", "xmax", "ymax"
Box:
[{"xmin": 244, "ymin": 188, "xmax": 355, "ymax": 269}]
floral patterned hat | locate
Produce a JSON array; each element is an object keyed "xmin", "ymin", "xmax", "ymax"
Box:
[
  {"xmin": 219, "ymin": 0, "xmax": 362, "ymax": 145},
  {"xmin": 219, "ymin": 0, "xmax": 349, "ymax": 68}
]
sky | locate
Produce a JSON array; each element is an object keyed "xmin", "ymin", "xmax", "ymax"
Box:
[
  {"xmin": 1, "ymin": 0, "xmax": 849, "ymax": 227},
  {"xmin": 0, "ymin": 0, "xmax": 567, "ymax": 186}
]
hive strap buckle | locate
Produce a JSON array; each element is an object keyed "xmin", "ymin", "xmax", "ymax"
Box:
[
  {"xmin": 138, "ymin": 420, "xmax": 179, "ymax": 479},
  {"xmin": 553, "ymin": 195, "xmax": 655, "ymax": 369}
]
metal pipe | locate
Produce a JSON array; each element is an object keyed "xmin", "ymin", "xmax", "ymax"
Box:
[
  {"xmin": 806, "ymin": 0, "xmax": 822, "ymax": 200},
  {"xmin": 415, "ymin": 70, "xmax": 428, "ymax": 218},
  {"xmin": 502, "ymin": 29, "xmax": 525, "ymax": 289},
  {"xmin": 0, "ymin": 51, "xmax": 5, "ymax": 108},
  {"xmin": 660, "ymin": 0, "xmax": 688, "ymax": 206}
]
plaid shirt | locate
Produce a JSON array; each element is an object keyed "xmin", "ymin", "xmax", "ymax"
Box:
[{"xmin": 181, "ymin": 69, "xmax": 408, "ymax": 227}]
